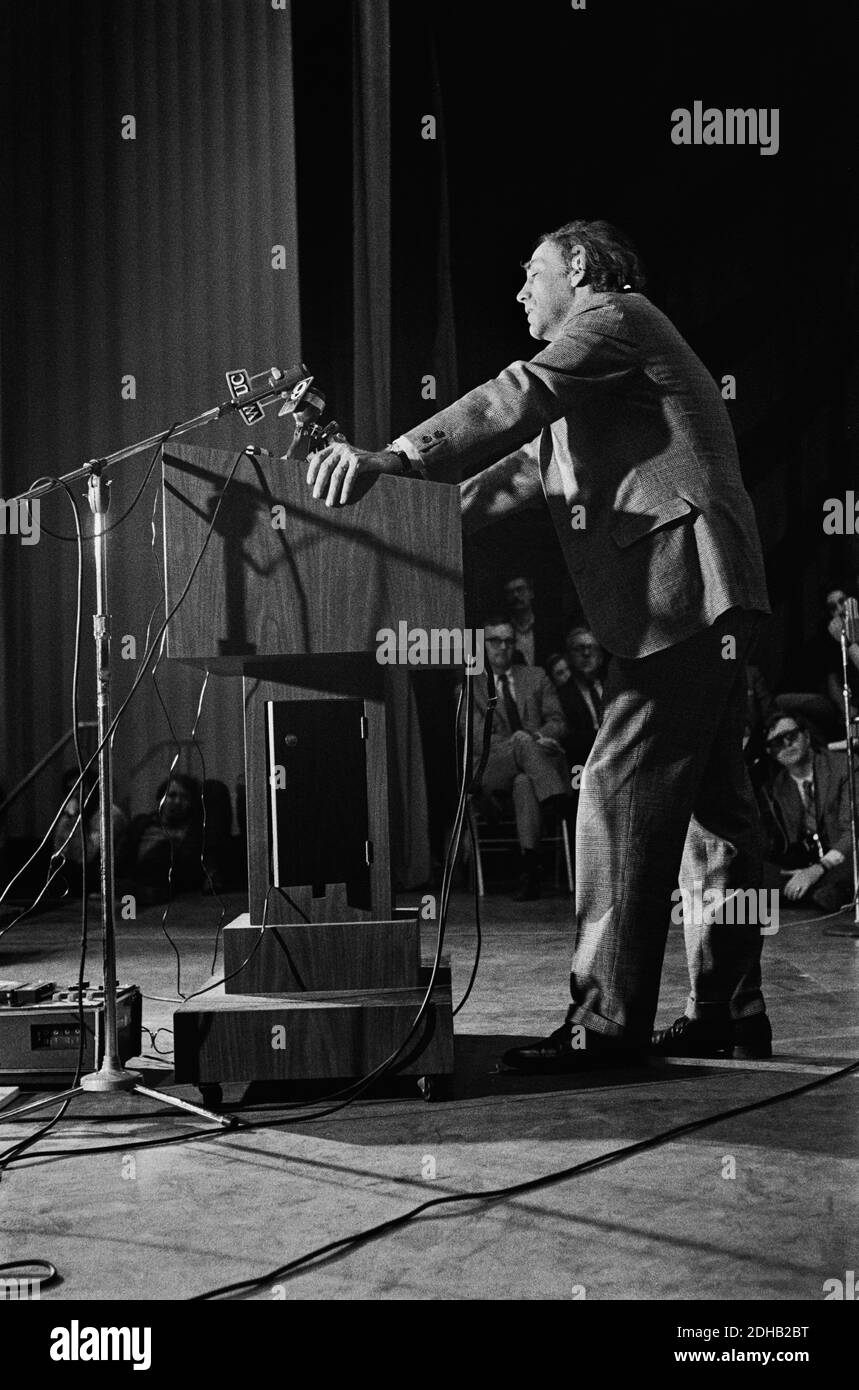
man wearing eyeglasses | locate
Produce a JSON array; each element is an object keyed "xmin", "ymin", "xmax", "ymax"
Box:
[
  {"xmin": 564, "ymin": 626, "xmax": 606, "ymax": 729},
  {"xmin": 471, "ymin": 618, "xmax": 569, "ymax": 901},
  {"xmin": 759, "ymin": 714, "xmax": 855, "ymax": 912},
  {"xmin": 306, "ymin": 217, "xmax": 772, "ymax": 1071},
  {"xmin": 544, "ymin": 627, "xmax": 607, "ymax": 772}
]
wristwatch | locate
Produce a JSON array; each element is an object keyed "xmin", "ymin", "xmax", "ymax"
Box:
[{"xmin": 388, "ymin": 448, "xmax": 421, "ymax": 478}]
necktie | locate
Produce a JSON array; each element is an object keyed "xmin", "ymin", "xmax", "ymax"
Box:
[
  {"xmin": 800, "ymin": 778, "xmax": 817, "ymax": 836},
  {"xmin": 587, "ymin": 679, "xmax": 603, "ymax": 727},
  {"xmin": 499, "ymin": 674, "xmax": 522, "ymax": 732}
]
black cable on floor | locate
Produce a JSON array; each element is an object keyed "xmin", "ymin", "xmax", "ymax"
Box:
[{"xmin": 187, "ymin": 1053, "xmax": 859, "ymax": 1300}]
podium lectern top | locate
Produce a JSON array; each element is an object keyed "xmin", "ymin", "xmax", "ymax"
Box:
[{"xmin": 162, "ymin": 443, "xmax": 464, "ymax": 674}]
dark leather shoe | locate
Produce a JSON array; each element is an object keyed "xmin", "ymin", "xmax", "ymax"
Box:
[
  {"xmin": 650, "ymin": 1015, "xmax": 733, "ymax": 1058},
  {"xmin": 651, "ymin": 1013, "xmax": 773, "ymax": 1059},
  {"xmin": 732, "ymin": 1013, "xmax": 773, "ymax": 1060},
  {"xmin": 501, "ymin": 1022, "xmax": 643, "ymax": 1073}
]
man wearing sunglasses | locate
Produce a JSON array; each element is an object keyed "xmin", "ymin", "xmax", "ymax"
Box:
[
  {"xmin": 306, "ymin": 218, "xmax": 771, "ymax": 1071},
  {"xmin": 758, "ymin": 714, "xmax": 855, "ymax": 911}
]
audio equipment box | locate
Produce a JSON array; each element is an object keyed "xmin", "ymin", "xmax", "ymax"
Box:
[{"xmin": 0, "ymin": 982, "xmax": 142, "ymax": 1084}]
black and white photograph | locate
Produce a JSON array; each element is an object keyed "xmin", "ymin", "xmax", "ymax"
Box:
[{"xmin": 0, "ymin": 0, "xmax": 856, "ymax": 1347}]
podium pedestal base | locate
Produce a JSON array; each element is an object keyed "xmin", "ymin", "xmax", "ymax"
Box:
[{"xmin": 173, "ymin": 968, "xmax": 454, "ymax": 1104}]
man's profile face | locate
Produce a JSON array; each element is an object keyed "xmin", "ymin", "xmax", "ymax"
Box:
[
  {"xmin": 516, "ymin": 239, "xmax": 578, "ymax": 341},
  {"xmin": 484, "ymin": 623, "xmax": 516, "ymax": 675},
  {"xmin": 566, "ymin": 630, "xmax": 601, "ymax": 679},
  {"xmin": 504, "ymin": 577, "xmax": 533, "ymax": 613}
]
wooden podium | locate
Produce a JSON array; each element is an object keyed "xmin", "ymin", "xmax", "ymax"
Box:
[{"xmin": 162, "ymin": 443, "xmax": 463, "ymax": 1103}]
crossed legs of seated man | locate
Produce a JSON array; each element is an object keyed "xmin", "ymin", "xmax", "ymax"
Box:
[
  {"xmin": 503, "ymin": 608, "xmax": 772, "ymax": 1072},
  {"xmin": 481, "ymin": 728, "xmax": 569, "ymax": 900}
]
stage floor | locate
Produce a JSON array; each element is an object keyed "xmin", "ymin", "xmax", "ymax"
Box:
[{"xmin": 0, "ymin": 887, "xmax": 857, "ymax": 1301}]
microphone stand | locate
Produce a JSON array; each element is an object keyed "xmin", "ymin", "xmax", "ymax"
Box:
[
  {"xmin": 1, "ymin": 367, "xmax": 309, "ymax": 1131},
  {"xmin": 3, "ymin": 366, "xmax": 311, "ymax": 510},
  {"xmin": 825, "ymin": 600, "xmax": 859, "ymax": 937}
]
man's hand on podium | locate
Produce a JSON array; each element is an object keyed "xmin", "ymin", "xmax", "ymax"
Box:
[{"xmin": 306, "ymin": 440, "xmax": 401, "ymax": 506}]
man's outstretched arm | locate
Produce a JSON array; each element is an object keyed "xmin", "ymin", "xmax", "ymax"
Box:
[{"xmin": 306, "ymin": 304, "xmax": 635, "ymax": 504}]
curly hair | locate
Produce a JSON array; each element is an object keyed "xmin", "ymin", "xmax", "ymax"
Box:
[{"xmin": 539, "ymin": 218, "xmax": 647, "ymax": 293}]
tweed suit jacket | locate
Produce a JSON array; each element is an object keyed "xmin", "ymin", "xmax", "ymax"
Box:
[
  {"xmin": 759, "ymin": 749, "xmax": 854, "ymax": 862},
  {"xmin": 403, "ymin": 292, "xmax": 770, "ymax": 659},
  {"xmin": 465, "ymin": 664, "xmax": 567, "ymax": 750}
]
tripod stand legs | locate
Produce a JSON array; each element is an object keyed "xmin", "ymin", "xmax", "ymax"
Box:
[
  {"xmin": 0, "ymin": 1079, "xmax": 235, "ymax": 1129},
  {"xmin": 133, "ymin": 1083, "xmax": 235, "ymax": 1127},
  {"xmin": 0, "ymin": 1086, "xmax": 84, "ymax": 1123}
]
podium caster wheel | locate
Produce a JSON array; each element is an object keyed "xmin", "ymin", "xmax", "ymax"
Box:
[
  {"xmin": 417, "ymin": 1075, "xmax": 450, "ymax": 1103},
  {"xmin": 200, "ymin": 1084, "xmax": 223, "ymax": 1111}
]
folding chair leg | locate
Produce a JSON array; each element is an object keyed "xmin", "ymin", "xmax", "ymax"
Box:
[{"xmin": 561, "ymin": 818, "xmax": 574, "ymax": 895}]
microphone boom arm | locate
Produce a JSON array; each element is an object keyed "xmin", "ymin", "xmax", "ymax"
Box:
[{"xmin": 7, "ymin": 363, "xmax": 311, "ymax": 506}]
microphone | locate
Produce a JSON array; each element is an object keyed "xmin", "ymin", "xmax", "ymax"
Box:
[
  {"xmin": 268, "ymin": 363, "xmax": 310, "ymax": 394},
  {"xmin": 224, "ymin": 363, "xmax": 310, "ymax": 426},
  {"xmin": 844, "ymin": 598, "xmax": 859, "ymax": 645},
  {"xmin": 282, "ymin": 379, "xmax": 325, "ymax": 461},
  {"xmin": 280, "ymin": 381, "xmax": 325, "ymax": 424}
]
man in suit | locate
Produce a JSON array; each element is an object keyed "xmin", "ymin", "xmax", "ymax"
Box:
[
  {"xmin": 547, "ymin": 652, "xmax": 598, "ymax": 768},
  {"xmin": 503, "ymin": 574, "xmax": 561, "ymax": 669},
  {"xmin": 546, "ymin": 630, "xmax": 606, "ymax": 769},
  {"xmin": 757, "ymin": 713, "xmax": 856, "ymax": 912},
  {"xmin": 306, "ymin": 217, "xmax": 772, "ymax": 1069},
  {"xmin": 471, "ymin": 616, "xmax": 568, "ymax": 900},
  {"xmin": 565, "ymin": 626, "xmax": 606, "ymax": 757}
]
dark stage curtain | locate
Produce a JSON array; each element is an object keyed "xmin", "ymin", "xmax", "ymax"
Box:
[
  {"xmin": 352, "ymin": 0, "xmax": 391, "ymax": 446},
  {"xmin": 352, "ymin": 0, "xmax": 432, "ymax": 886},
  {"xmin": 0, "ymin": 0, "xmax": 302, "ymax": 836},
  {"xmin": 0, "ymin": 0, "xmax": 434, "ymax": 886}
]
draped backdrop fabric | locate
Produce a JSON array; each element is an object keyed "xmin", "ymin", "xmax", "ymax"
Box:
[
  {"xmin": 352, "ymin": 0, "xmax": 391, "ymax": 447},
  {"xmin": 0, "ymin": 0, "xmax": 434, "ymax": 885},
  {"xmin": 0, "ymin": 0, "xmax": 302, "ymax": 835}
]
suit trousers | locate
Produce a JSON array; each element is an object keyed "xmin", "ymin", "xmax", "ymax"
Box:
[
  {"xmin": 568, "ymin": 607, "xmax": 766, "ymax": 1044},
  {"xmin": 482, "ymin": 732, "xmax": 568, "ymax": 851}
]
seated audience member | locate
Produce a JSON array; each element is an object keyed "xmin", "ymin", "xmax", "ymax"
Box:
[
  {"xmin": 548, "ymin": 626, "xmax": 606, "ymax": 768},
  {"xmin": 503, "ymin": 574, "xmax": 562, "ymax": 669},
  {"xmin": 122, "ymin": 773, "xmax": 229, "ymax": 906},
  {"xmin": 774, "ymin": 586, "xmax": 859, "ymax": 742},
  {"xmin": 547, "ymin": 650, "xmax": 597, "ymax": 771},
  {"xmin": 469, "ymin": 617, "xmax": 568, "ymax": 901},
  {"xmin": 757, "ymin": 712, "xmax": 855, "ymax": 913},
  {"xmin": 51, "ymin": 768, "xmax": 127, "ymax": 897}
]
